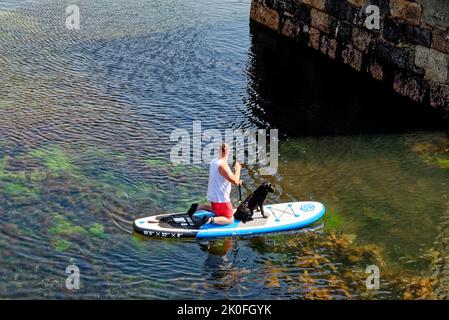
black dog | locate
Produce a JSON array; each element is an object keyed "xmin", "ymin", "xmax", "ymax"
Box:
[{"xmin": 234, "ymin": 182, "xmax": 275, "ymax": 223}]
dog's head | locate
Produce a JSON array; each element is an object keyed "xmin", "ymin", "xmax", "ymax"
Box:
[{"xmin": 261, "ymin": 182, "xmax": 275, "ymax": 193}]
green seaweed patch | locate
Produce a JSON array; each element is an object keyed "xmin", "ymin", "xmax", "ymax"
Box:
[
  {"xmin": 88, "ymin": 223, "xmax": 105, "ymax": 238},
  {"xmin": 45, "ymin": 149, "xmax": 74, "ymax": 172},
  {"xmin": 0, "ymin": 155, "xmax": 10, "ymax": 179},
  {"xmin": 151, "ymin": 280, "xmax": 163, "ymax": 289},
  {"xmin": 53, "ymin": 238, "xmax": 71, "ymax": 252},
  {"xmin": 169, "ymin": 165, "xmax": 184, "ymax": 176},
  {"xmin": 115, "ymin": 190, "xmax": 129, "ymax": 199},
  {"xmin": 115, "ymin": 154, "xmax": 128, "ymax": 161},
  {"xmin": 131, "ymin": 234, "xmax": 147, "ymax": 249},
  {"xmin": 279, "ymin": 140, "xmax": 308, "ymax": 156},
  {"xmin": 412, "ymin": 141, "xmax": 449, "ymax": 170},
  {"xmin": 169, "ymin": 163, "xmax": 195, "ymax": 176},
  {"xmin": 4, "ymin": 182, "xmax": 37, "ymax": 198},
  {"xmin": 324, "ymin": 211, "xmax": 343, "ymax": 231},
  {"xmin": 29, "ymin": 148, "xmax": 46, "ymax": 159},
  {"xmin": 30, "ymin": 170, "xmax": 47, "ymax": 182},
  {"xmin": 145, "ymin": 159, "xmax": 168, "ymax": 168},
  {"xmin": 50, "ymin": 214, "xmax": 87, "ymax": 236},
  {"xmin": 3, "ymin": 171, "xmax": 27, "ymax": 182},
  {"xmin": 29, "ymin": 147, "xmax": 76, "ymax": 173},
  {"xmin": 97, "ymin": 171, "xmax": 116, "ymax": 181},
  {"xmin": 151, "ymin": 192, "xmax": 164, "ymax": 203},
  {"xmin": 436, "ymin": 157, "xmax": 449, "ymax": 169},
  {"xmin": 0, "ymin": 159, "xmax": 28, "ymax": 182},
  {"xmin": 15, "ymin": 171, "xmax": 26, "ymax": 181},
  {"xmin": 93, "ymin": 171, "xmax": 135, "ymax": 195},
  {"xmin": 79, "ymin": 192, "xmax": 90, "ymax": 200}
]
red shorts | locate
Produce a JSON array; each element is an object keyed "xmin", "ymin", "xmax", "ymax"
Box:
[{"xmin": 211, "ymin": 202, "xmax": 234, "ymax": 219}]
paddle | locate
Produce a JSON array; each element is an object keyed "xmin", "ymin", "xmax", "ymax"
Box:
[{"xmin": 239, "ymin": 183, "xmax": 242, "ymax": 202}]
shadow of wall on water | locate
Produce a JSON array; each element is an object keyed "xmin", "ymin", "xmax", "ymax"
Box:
[{"xmin": 246, "ymin": 22, "xmax": 448, "ymax": 137}]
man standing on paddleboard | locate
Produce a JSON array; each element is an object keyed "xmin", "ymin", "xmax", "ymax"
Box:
[{"xmin": 187, "ymin": 143, "xmax": 242, "ymax": 227}]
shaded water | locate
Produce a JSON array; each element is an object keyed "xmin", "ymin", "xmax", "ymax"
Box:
[{"xmin": 1, "ymin": 0, "xmax": 449, "ymax": 299}]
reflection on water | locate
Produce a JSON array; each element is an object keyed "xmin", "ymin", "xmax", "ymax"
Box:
[{"xmin": 0, "ymin": 0, "xmax": 448, "ymax": 299}]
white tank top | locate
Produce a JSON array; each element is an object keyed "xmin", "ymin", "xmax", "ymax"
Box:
[{"xmin": 207, "ymin": 158, "xmax": 231, "ymax": 203}]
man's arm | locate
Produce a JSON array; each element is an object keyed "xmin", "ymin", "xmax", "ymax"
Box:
[{"xmin": 218, "ymin": 161, "xmax": 242, "ymax": 185}]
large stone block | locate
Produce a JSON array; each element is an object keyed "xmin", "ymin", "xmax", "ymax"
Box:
[
  {"xmin": 390, "ymin": 0, "xmax": 422, "ymax": 26},
  {"xmin": 250, "ymin": 1, "xmax": 280, "ymax": 31},
  {"xmin": 415, "ymin": 45, "xmax": 449, "ymax": 83},
  {"xmin": 383, "ymin": 17, "xmax": 402, "ymax": 44},
  {"xmin": 342, "ymin": 44, "xmax": 363, "ymax": 71},
  {"xmin": 281, "ymin": 18, "xmax": 300, "ymax": 38},
  {"xmin": 353, "ymin": 26, "xmax": 372, "ymax": 52},
  {"xmin": 430, "ymin": 81, "xmax": 449, "ymax": 110},
  {"xmin": 309, "ymin": 27, "xmax": 321, "ymax": 50},
  {"xmin": 372, "ymin": 40, "xmax": 414, "ymax": 71},
  {"xmin": 302, "ymin": 0, "xmax": 326, "ymax": 11},
  {"xmin": 369, "ymin": 59, "xmax": 385, "ymax": 80},
  {"xmin": 283, "ymin": 0, "xmax": 296, "ymax": 14},
  {"xmin": 404, "ymin": 2, "xmax": 422, "ymax": 26},
  {"xmin": 403, "ymin": 24, "xmax": 432, "ymax": 47},
  {"xmin": 329, "ymin": 17, "xmax": 353, "ymax": 43},
  {"xmin": 347, "ymin": 0, "xmax": 365, "ymax": 7},
  {"xmin": 432, "ymin": 28, "xmax": 449, "ymax": 54},
  {"xmin": 311, "ymin": 8, "xmax": 330, "ymax": 33},
  {"xmin": 320, "ymin": 33, "xmax": 338, "ymax": 59},
  {"xmin": 393, "ymin": 71, "xmax": 428, "ymax": 103},
  {"xmin": 417, "ymin": 0, "xmax": 449, "ymax": 28},
  {"xmin": 390, "ymin": 0, "xmax": 406, "ymax": 18},
  {"xmin": 325, "ymin": 0, "xmax": 358, "ymax": 23},
  {"xmin": 293, "ymin": 3, "xmax": 312, "ymax": 26},
  {"xmin": 265, "ymin": 0, "xmax": 285, "ymax": 12}
]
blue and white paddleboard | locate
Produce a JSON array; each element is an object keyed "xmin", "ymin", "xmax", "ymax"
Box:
[{"xmin": 133, "ymin": 201, "xmax": 325, "ymax": 238}]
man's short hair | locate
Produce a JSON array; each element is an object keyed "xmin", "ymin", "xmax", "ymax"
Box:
[{"xmin": 220, "ymin": 143, "xmax": 230, "ymax": 156}]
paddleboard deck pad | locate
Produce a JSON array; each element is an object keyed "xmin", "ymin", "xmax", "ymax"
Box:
[{"xmin": 133, "ymin": 201, "xmax": 325, "ymax": 238}]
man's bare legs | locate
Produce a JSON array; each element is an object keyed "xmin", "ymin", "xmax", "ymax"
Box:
[
  {"xmin": 210, "ymin": 216, "xmax": 233, "ymax": 225},
  {"xmin": 196, "ymin": 205, "xmax": 233, "ymax": 225}
]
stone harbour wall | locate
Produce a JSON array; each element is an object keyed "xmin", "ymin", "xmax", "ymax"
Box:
[{"xmin": 250, "ymin": 0, "xmax": 449, "ymax": 112}]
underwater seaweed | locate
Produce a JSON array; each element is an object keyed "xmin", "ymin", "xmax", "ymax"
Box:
[{"xmin": 89, "ymin": 223, "xmax": 105, "ymax": 238}]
